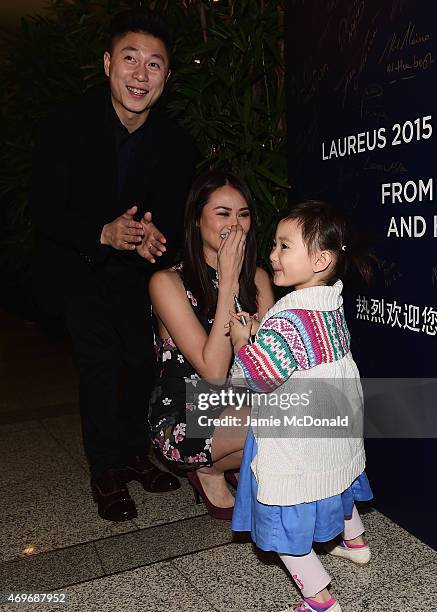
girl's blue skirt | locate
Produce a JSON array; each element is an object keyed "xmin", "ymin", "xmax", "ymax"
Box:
[{"xmin": 232, "ymin": 428, "xmax": 373, "ymax": 555}]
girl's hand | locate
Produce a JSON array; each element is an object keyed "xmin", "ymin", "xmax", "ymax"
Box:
[
  {"xmin": 228, "ymin": 310, "xmax": 257, "ymax": 352},
  {"xmin": 230, "ymin": 310, "xmax": 260, "ymax": 334},
  {"xmin": 217, "ymin": 225, "xmax": 246, "ymax": 288},
  {"xmin": 248, "ymin": 317, "xmax": 260, "ymax": 335}
]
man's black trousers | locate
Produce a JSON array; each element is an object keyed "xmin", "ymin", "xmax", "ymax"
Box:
[{"xmin": 64, "ymin": 264, "xmax": 156, "ymax": 480}]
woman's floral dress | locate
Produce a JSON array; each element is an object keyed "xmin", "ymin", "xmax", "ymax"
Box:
[{"xmin": 149, "ymin": 263, "xmax": 222, "ymax": 468}]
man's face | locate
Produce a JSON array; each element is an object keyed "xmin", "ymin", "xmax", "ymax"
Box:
[{"xmin": 104, "ymin": 31, "xmax": 170, "ymax": 124}]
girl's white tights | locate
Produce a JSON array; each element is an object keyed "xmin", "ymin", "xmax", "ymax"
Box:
[
  {"xmin": 279, "ymin": 504, "xmax": 365, "ymax": 598},
  {"xmin": 343, "ymin": 505, "xmax": 365, "ymax": 540},
  {"xmin": 279, "ymin": 549, "xmax": 331, "ymax": 598}
]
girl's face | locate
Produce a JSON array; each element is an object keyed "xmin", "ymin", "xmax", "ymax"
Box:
[
  {"xmin": 270, "ymin": 219, "xmax": 319, "ymax": 289},
  {"xmin": 198, "ymin": 185, "xmax": 251, "ymax": 263}
]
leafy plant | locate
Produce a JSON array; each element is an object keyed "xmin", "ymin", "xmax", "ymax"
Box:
[{"xmin": 0, "ymin": 0, "xmax": 286, "ymax": 305}]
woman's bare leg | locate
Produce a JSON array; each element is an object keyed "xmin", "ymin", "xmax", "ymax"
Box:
[{"xmin": 196, "ymin": 406, "xmax": 248, "ymax": 507}]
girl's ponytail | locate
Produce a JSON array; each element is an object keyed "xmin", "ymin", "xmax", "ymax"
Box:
[{"xmin": 337, "ymin": 228, "xmax": 374, "ymax": 288}]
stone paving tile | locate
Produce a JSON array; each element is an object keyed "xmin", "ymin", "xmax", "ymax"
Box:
[
  {"xmin": 347, "ymin": 562, "xmax": 437, "ymax": 611},
  {"xmin": 39, "ymin": 413, "xmax": 87, "ymax": 468},
  {"xmin": 96, "ymin": 513, "xmax": 232, "ymax": 574},
  {"xmin": 129, "ymin": 479, "xmax": 208, "ymax": 528},
  {"xmin": 0, "ymin": 424, "xmax": 83, "ymax": 489},
  {"xmin": 0, "ymin": 469, "xmax": 137, "ymax": 562},
  {"xmin": 0, "ymin": 420, "xmax": 42, "ymax": 433},
  {"xmin": 0, "ymin": 561, "xmax": 221, "ymax": 612},
  {"xmin": 0, "ymin": 542, "xmax": 104, "ymax": 593},
  {"xmin": 173, "ymin": 542, "xmax": 294, "ymax": 612}
]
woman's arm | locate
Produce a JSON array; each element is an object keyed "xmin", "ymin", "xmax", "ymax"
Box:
[{"xmin": 149, "ymin": 268, "xmax": 239, "ymax": 384}]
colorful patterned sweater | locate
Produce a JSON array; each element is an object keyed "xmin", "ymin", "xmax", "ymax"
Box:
[
  {"xmin": 235, "ymin": 305, "xmax": 350, "ymax": 393},
  {"xmin": 231, "ymin": 281, "xmax": 366, "ymax": 506}
]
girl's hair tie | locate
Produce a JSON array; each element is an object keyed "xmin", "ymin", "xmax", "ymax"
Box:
[{"xmin": 341, "ymin": 245, "xmax": 347, "ymax": 252}]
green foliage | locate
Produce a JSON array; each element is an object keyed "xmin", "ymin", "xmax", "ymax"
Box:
[{"xmin": 0, "ymin": 0, "xmax": 286, "ymax": 295}]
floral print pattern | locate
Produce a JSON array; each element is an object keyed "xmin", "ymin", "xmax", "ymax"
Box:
[
  {"xmin": 186, "ymin": 291, "xmax": 198, "ymax": 307},
  {"xmin": 149, "ymin": 263, "xmax": 226, "ymax": 467}
]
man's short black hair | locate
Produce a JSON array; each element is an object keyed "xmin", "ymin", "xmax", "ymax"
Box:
[{"xmin": 107, "ymin": 8, "xmax": 172, "ymax": 62}]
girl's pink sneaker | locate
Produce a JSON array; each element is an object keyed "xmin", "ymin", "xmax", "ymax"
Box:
[{"xmin": 282, "ymin": 596, "xmax": 342, "ymax": 611}]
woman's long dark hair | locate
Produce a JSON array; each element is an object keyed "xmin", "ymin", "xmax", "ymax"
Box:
[{"xmin": 182, "ymin": 170, "xmax": 258, "ymax": 317}]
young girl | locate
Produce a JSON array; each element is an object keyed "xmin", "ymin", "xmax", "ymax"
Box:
[
  {"xmin": 148, "ymin": 170, "xmax": 274, "ymax": 519},
  {"xmin": 229, "ymin": 201, "xmax": 373, "ymax": 612}
]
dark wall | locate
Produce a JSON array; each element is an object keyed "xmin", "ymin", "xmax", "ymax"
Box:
[{"xmin": 285, "ymin": 0, "xmax": 436, "ymax": 548}]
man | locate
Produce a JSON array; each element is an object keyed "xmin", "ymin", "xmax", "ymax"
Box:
[{"xmin": 30, "ymin": 9, "xmax": 194, "ymax": 521}]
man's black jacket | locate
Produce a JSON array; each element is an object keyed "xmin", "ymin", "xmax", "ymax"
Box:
[{"xmin": 30, "ymin": 87, "xmax": 194, "ymax": 314}]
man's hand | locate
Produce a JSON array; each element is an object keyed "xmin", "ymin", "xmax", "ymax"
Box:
[
  {"xmin": 100, "ymin": 206, "xmax": 144, "ymax": 250},
  {"xmin": 136, "ymin": 211, "xmax": 167, "ymax": 263}
]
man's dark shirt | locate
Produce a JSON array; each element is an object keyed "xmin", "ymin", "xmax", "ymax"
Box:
[{"xmin": 112, "ymin": 109, "xmax": 147, "ymax": 199}]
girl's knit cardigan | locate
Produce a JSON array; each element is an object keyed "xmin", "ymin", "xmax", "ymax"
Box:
[{"xmin": 231, "ymin": 280, "xmax": 366, "ymax": 506}]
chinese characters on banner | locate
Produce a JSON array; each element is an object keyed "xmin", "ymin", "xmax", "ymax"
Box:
[{"xmin": 356, "ymin": 296, "xmax": 437, "ymax": 335}]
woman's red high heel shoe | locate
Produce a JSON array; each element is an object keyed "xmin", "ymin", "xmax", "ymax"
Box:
[
  {"xmin": 186, "ymin": 471, "xmax": 234, "ymax": 520},
  {"xmin": 224, "ymin": 471, "xmax": 239, "ymax": 489}
]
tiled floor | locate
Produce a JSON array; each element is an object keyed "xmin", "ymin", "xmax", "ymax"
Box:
[{"xmin": 0, "ymin": 309, "xmax": 435, "ymax": 611}]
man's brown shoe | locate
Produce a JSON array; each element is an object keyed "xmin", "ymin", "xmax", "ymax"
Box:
[
  {"xmin": 91, "ymin": 469, "xmax": 137, "ymax": 522},
  {"xmin": 123, "ymin": 454, "xmax": 181, "ymax": 493}
]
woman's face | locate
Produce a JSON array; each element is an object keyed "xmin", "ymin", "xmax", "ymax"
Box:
[{"xmin": 198, "ymin": 185, "xmax": 252, "ymax": 262}]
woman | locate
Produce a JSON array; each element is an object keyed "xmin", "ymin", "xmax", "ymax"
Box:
[{"xmin": 148, "ymin": 170, "xmax": 274, "ymax": 519}]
